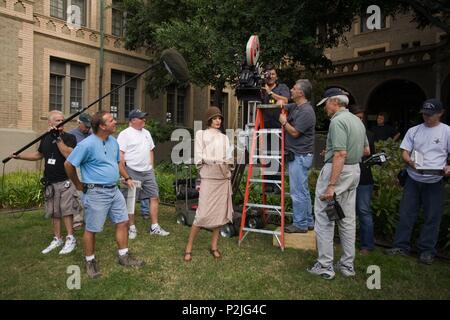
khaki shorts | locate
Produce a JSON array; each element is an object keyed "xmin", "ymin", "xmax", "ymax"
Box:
[
  {"xmin": 44, "ymin": 180, "xmax": 79, "ymax": 218},
  {"xmin": 125, "ymin": 167, "xmax": 159, "ymax": 200}
]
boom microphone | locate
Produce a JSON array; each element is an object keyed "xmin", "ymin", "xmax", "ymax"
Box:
[
  {"xmin": 161, "ymin": 48, "xmax": 190, "ymax": 83},
  {"xmin": 2, "ymin": 48, "xmax": 190, "ymax": 164}
]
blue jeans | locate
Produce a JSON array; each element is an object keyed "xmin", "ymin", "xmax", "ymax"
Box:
[
  {"xmin": 356, "ymin": 184, "xmax": 374, "ymax": 250},
  {"xmin": 140, "ymin": 199, "xmax": 150, "ymax": 216},
  {"xmin": 81, "ymin": 187, "xmax": 128, "ymax": 233},
  {"xmin": 288, "ymin": 154, "xmax": 314, "ymax": 230},
  {"xmin": 393, "ymin": 175, "xmax": 445, "ymax": 256}
]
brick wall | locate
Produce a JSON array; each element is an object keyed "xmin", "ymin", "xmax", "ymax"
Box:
[{"xmin": 325, "ymin": 12, "xmax": 443, "ymax": 62}]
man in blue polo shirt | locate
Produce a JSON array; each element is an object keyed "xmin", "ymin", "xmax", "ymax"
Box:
[{"xmin": 65, "ymin": 111, "xmax": 144, "ymax": 279}]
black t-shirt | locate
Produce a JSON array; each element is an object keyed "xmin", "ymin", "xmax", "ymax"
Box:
[
  {"xmin": 359, "ymin": 130, "xmax": 375, "ymax": 185},
  {"xmin": 38, "ymin": 132, "xmax": 77, "ymax": 183},
  {"xmin": 371, "ymin": 124, "xmax": 398, "ymax": 142},
  {"xmin": 284, "ymin": 102, "xmax": 316, "ymax": 155},
  {"xmin": 262, "ymin": 83, "xmax": 290, "ymax": 128}
]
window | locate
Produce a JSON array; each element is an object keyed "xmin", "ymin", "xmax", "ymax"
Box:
[
  {"xmin": 110, "ymin": 70, "xmax": 137, "ymax": 121},
  {"xmin": 166, "ymin": 85, "xmax": 187, "ymax": 126},
  {"xmin": 359, "ymin": 13, "xmax": 386, "ymax": 33},
  {"xmin": 412, "ymin": 41, "xmax": 421, "ymax": 48},
  {"xmin": 112, "ymin": 0, "xmax": 126, "ymax": 37},
  {"xmin": 49, "ymin": 58, "xmax": 86, "ymax": 114},
  {"xmin": 124, "ymin": 74, "xmax": 136, "ymax": 118},
  {"xmin": 50, "ymin": 0, "xmax": 65, "ymax": 19},
  {"xmin": 210, "ymin": 89, "xmax": 228, "ymax": 111},
  {"xmin": 176, "ymin": 88, "xmax": 186, "ymax": 124},
  {"xmin": 166, "ymin": 85, "xmax": 175, "ymax": 124},
  {"xmin": 50, "ymin": 0, "xmax": 86, "ymax": 26},
  {"xmin": 401, "ymin": 43, "xmax": 409, "ymax": 50}
]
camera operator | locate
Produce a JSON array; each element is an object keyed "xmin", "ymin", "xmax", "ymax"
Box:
[
  {"xmin": 261, "ymin": 65, "xmax": 290, "ymax": 192},
  {"xmin": 261, "ymin": 65, "xmax": 290, "ymax": 125}
]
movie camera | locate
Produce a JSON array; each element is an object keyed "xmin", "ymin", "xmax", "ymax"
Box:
[{"xmin": 235, "ymin": 35, "xmax": 268, "ymax": 101}]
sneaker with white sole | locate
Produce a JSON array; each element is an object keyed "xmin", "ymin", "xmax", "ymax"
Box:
[
  {"xmin": 42, "ymin": 237, "xmax": 64, "ymax": 254},
  {"xmin": 335, "ymin": 261, "xmax": 356, "ymax": 277},
  {"xmin": 128, "ymin": 227, "xmax": 137, "ymax": 240},
  {"xmin": 59, "ymin": 236, "xmax": 76, "ymax": 255},
  {"xmin": 307, "ymin": 261, "xmax": 335, "ymax": 280},
  {"xmin": 149, "ymin": 225, "xmax": 170, "ymax": 236}
]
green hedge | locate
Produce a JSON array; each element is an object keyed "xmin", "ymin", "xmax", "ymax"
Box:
[
  {"xmin": 0, "ymin": 171, "xmax": 44, "ymax": 209},
  {"xmin": 2, "ymin": 157, "xmax": 449, "ymax": 250}
]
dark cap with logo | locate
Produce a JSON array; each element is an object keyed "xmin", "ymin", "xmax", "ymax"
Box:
[
  {"xmin": 128, "ymin": 109, "xmax": 148, "ymax": 120},
  {"xmin": 316, "ymin": 87, "xmax": 349, "ymax": 107},
  {"xmin": 420, "ymin": 98, "xmax": 444, "ymax": 115},
  {"xmin": 78, "ymin": 113, "xmax": 92, "ymax": 128}
]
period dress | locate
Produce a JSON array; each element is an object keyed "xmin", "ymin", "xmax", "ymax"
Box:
[{"xmin": 193, "ymin": 128, "xmax": 233, "ymax": 228}]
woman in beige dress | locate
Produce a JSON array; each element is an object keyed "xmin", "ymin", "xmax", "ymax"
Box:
[{"xmin": 183, "ymin": 106, "xmax": 233, "ymax": 262}]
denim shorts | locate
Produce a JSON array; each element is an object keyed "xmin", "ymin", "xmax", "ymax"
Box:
[{"xmin": 81, "ymin": 187, "xmax": 128, "ymax": 232}]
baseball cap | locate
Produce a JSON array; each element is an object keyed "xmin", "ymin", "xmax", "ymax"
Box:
[
  {"xmin": 78, "ymin": 113, "xmax": 92, "ymax": 128},
  {"xmin": 128, "ymin": 109, "xmax": 148, "ymax": 120},
  {"xmin": 420, "ymin": 98, "xmax": 444, "ymax": 115},
  {"xmin": 316, "ymin": 87, "xmax": 349, "ymax": 107}
]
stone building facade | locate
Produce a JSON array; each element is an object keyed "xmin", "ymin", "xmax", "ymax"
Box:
[
  {"xmin": 0, "ymin": 0, "xmax": 238, "ymax": 172},
  {"xmin": 322, "ymin": 12, "xmax": 449, "ymax": 134}
]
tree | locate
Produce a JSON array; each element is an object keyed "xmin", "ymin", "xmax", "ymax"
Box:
[
  {"xmin": 122, "ymin": 0, "xmax": 449, "ymax": 104},
  {"xmin": 123, "ymin": 0, "xmax": 358, "ymax": 104},
  {"xmin": 405, "ymin": 0, "xmax": 450, "ymax": 35}
]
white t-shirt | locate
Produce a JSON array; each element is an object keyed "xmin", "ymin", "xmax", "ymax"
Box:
[
  {"xmin": 117, "ymin": 127, "xmax": 155, "ymax": 172},
  {"xmin": 400, "ymin": 123, "xmax": 450, "ymax": 183}
]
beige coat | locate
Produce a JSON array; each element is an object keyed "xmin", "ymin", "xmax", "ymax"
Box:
[{"xmin": 193, "ymin": 129, "xmax": 233, "ymax": 228}]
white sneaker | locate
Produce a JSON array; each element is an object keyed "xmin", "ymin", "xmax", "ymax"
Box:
[
  {"xmin": 335, "ymin": 261, "xmax": 356, "ymax": 277},
  {"xmin": 128, "ymin": 227, "xmax": 137, "ymax": 240},
  {"xmin": 150, "ymin": 225, "xmax": 170, "ymax": 236},
  {"xmin": 59, "ymin": 236, "xmax": 76, "ymax": 255},
  {"xmin": 307, "ymin": 261, "xmax": 335, "ymax": 280},
  {"xmin": 42, "ymin": 237, "xmax": 64, "ymax": 254}
]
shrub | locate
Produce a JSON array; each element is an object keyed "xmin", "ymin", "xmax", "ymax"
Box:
[
  {"xmin": 0, "ymin": 171, "xmax": 43, "ymax": 209},
  {"xmin": 370, "ymin": 139, "xmax": 405, "ymax": 241},
  {"xmin": 116, "ymin": 118, "xmax": 178, "ymax": 143}
]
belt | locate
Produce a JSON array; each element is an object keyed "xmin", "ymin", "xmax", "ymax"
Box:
[{"xmin": 84, "ymin": 183, "xmax": 117, "ymax": 189}]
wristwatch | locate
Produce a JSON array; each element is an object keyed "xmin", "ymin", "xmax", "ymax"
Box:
[{"xmin": 124, "ymin": 177, "xmax": 131, "ymax": 181}]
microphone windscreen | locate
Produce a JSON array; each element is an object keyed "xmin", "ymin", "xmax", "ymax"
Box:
[{"xmin": 161, "ymin": 48, "xmax": 190, "ymax": 82}]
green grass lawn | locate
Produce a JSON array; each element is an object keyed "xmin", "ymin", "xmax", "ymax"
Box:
[{"xmin": 1, "ymin": 205, "xmax": 450, "ymax": 300}]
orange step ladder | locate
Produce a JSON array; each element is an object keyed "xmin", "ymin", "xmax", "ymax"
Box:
[{"xmin": 238, "ymin": 104, "xmax": 287, "ymax": 251}]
